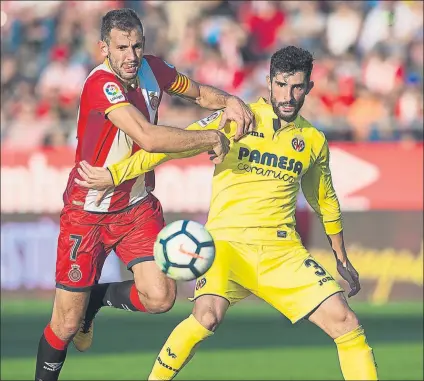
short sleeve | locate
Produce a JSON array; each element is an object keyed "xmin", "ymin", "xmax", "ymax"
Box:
[
  {"xmin": 143, "ymin": 55, "xmax": 178, "ymax": 91},
  {"xmin": 87, "ymin": 74, "xmax": 130, "ymax": 116}
]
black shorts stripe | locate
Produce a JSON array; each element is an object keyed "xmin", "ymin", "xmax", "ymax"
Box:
[
  {"xmin": 55, "ymin": 283, "xmax": 93, "ymax": 292},
  {"xmin": 127, "ymin": 255, "xmax": 155, "ymax": 270}
]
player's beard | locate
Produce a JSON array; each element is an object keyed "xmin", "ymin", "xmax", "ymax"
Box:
[
  {"xmin": 270, "ymin": 91, "xmax": 304, "ymax": 123},
  {"xmin": 108, "ymin": 54, "xmax": 140, "ymax": 83}
]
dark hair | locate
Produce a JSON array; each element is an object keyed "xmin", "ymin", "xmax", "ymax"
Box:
[
  {"xmin": 270, "ymin": 46, "xmax": 314, "ymax": 81},
  {"xmin": 101, "ymin": 8, "xmax": 144, "ymax": 44}
]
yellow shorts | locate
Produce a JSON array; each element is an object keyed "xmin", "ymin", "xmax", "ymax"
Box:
[{"xmin": 191, "ymin": 240, "xmax": 343, "ymax": 324}]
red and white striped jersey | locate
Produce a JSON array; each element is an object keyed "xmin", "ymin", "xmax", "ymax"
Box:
[{"xmin": 63, "ymin": 55, "xmax": 177, "ymax": 213}]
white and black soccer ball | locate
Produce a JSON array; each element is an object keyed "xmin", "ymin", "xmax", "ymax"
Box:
[{"xmin": 154, "ymin": 220, "xmax": 215, "ymax": 281}]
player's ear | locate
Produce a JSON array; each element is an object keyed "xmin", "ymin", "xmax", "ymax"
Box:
[
  {"xmin": 266, "ymin": 75, "xmax": 272, "ymax": 92},
  {"xmin": 306, "ymin": 80, "xmax": 314, "ymax": 95},
  {"xmin": 98, "ymin": 40, "xmax": 109, "ymax": 58}
]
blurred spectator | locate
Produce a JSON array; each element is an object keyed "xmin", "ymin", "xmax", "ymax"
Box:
[
  {"xmin": 239, "ymin": 1, "xmax": 286, "ymax": 60},
  {"xmin": 362, "ymin": 47, "xmax": 404, "ymax": 95},
  {"xmin": 37, "ymin": 45, "xmax": 87, "ymax": 101},
  {"xmin": 0, "ymin": 0, "xmax": 422, "ymax": 147},
  {"xmin": 326, "ymin": 2, "xmax": 362, "ymax": 56}
]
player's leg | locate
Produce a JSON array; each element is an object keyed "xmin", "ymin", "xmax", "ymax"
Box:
[
  {"xmin": 257, "ymin": 244, "xmax": 378, "ymax": 380},
  {"xmin": 148, "ymin": 295, "xmax": 229, "ymax": 380},
  {"xmin": 148, "ymin": 240, "xmax": 252, "ymax": 380},
  {"xmin": 73, "ymin": 195, "xmax": 173, "ymax": 351},
  {"xmin": 90, "ymin": 194, "xmax": 175, "ymax": 313},
  {"xmin": 306, "ymin": 293, "xmax": 378, "ymax": 380},
  {"xmin": 35, "ymin": 207, "xmax": 103, "ymax": 380},
  {"xmin": 35, "ymin": 289, "xmax": 90, "ymax": 381}
]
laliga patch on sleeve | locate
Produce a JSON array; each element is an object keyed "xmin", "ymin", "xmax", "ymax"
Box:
[
  {"xmin": 198, "ymin": 110, "xmax": 223, "ymax": 128},
  {"xmin": 103, "ymin": 82, "xmax": 125, "ymax": 104}
]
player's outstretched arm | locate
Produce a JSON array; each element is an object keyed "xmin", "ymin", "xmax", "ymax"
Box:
[
  {"xmin": 75, "ymin": 111, "xmax": 235, "ymax": 190},
  {"xmin": 301, "ymin": 139, "xmax": 360, "ymax": 297},
  {"xmin": 167, "ymin": 73, "xmax": 255, "ymax": 141},
  {"xmin": 107, "ymin": 104, "xmax": 229, "ymax": 158}
]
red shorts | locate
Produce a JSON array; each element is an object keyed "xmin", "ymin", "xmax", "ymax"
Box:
[{"xmin": 56, "ymin": 193, "xmax": 165, "ymax": 291}]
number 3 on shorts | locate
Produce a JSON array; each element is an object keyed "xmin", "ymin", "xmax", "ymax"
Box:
[
  {"xmin": 69, "ymin": 234, "xmax": 83, "ymax": 261},
  {"xmin": 304, "ymin": 258, "xmax": 326, "ymax": 276}
]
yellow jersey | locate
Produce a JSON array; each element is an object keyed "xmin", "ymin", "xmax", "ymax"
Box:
[{"xmin": 108, "ymin": 98, "xmax": 342, "ymax": 245}]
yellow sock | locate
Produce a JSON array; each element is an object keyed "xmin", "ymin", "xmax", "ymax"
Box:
[
  {"xmin": 335, "ymin": 325, "xmax": 378, "ymax": 380},
  {"xmin": 148, "ymin": 314, "xmax": 213, "ymax": 380}
]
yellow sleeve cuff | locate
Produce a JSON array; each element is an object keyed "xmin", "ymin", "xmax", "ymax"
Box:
[
  {"xmin": 108, "ymin": 165, "xmax": 121, "ymax": 187},
  {"xmin": 105, "ymin": 102, "xmax": 130, "ymax": 115},
  {"xmin": 323, "ymin": 220, "xmax": 343, "ymax": 235},
  {"xmin": 107, "ymin": 151, "xmax": 167, "ymax": 186}
]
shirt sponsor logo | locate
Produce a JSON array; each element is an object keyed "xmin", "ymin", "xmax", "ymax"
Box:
[
  {"xmin": 238, "ymin": 148, "xmax": 303, "ymax": 175},
  {"xmin": 103, "ymin": 82, "xmax": 125, "ymax": 104}
]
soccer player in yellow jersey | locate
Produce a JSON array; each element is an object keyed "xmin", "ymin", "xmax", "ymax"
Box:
[{"xmin": 76, "ymin": 46, "xmax": 378, "ymax": 380}]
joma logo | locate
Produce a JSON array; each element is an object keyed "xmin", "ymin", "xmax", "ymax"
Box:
[{"xmin": 247, "ymin": 131, "xmax": 264, "ymax": 138}]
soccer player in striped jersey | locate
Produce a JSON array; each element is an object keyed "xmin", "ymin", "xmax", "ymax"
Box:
[
  {"xmin": 76, "ymin": 46, "xmax": 379, "ymax": 381},
  {"xmin": 34, "ymin": 8, "xmax": 254, "ymax": 381}
]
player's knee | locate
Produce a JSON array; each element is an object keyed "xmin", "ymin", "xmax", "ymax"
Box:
[
  {"xmin": 195, "ymin": 309, "xmax": 223, "ymax": 332},
  {"xmin": 50, "ymin": 289, "xmax": 87, "ymax": 341},
  {"xmin": 50, "ymin": 314, "xmax": 82, "ymax": 341},
  {"xmin": 330, "ymin": 308, "xmax": 360, "ymax": 338},
  {"xmin": 140, "ymin": 288, "xmax": 176, "ymax": 314},
  {"xmin": 193, "ymin": 304, "xmax": 225, "ymax": 332}
]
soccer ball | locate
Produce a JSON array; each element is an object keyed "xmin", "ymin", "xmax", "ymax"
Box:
[{"xmin": 154, "ymin": 220, "xmax": 215, "ymax": 281}]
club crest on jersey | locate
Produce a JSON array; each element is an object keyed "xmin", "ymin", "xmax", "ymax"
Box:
[
  {"xmin": 68, "ymin": 264, "xmax": 82, "ymax": 282},
  {"xmin": 149, "ymin": 91, "xmax": 159, "ymax": 110},
  {"xmin": 291, "ymin": 136, "xmax": 305, "ymax": 152},
  {"xmin": 103, "ymin": 82, "xmax": 125, "ymax": 104}
]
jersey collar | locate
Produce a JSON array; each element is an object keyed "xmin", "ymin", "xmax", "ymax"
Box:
[{"xmin": 255, "ymin": 97, "xmax": 302, "ymax": 130}]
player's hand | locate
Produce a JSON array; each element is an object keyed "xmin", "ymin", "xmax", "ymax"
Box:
[
  {"xmin": 336, "ymin": 258, "xmax": 361, "ymax": 298},
  {"xmin": 208, "ymin": 131, "xmax": 230, "ymax": 164},
  {"xmin": 75, "ymin": 161, "xmax": 115, "ymax": 206},
  {"xmin": 219, "ymin": 96, "xmax": 255, "ymax": 142}
]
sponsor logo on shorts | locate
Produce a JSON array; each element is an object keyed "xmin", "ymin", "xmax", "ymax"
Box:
[
  {"xmin": 277, "ymin": 230, "xmax": 287, "ymax": 238},
  {"xmin": 291, "ymin": 135, "xmax": 305, "ymax": 152},
  {"xmin": 103, "ymin": 82, "xmax": 125, "ymax": 104},
  {"xmin": 68, "ymin": 264, "xmax": 82, "ymax": 282},
  {"xmin": 195, "ymin": 277, "xmax": 207, "ymax": 290}
]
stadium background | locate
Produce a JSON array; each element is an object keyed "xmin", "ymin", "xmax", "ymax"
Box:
[{"xmin": 1, "ymin": 1, "xmax": 422, "ymax": 380}]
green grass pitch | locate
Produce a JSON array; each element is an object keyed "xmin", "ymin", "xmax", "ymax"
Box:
[{"xmin": 1, "ymin": 299, "xmax": 423, "ymax": 380}]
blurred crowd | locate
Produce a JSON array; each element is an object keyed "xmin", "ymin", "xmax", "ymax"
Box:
[{"xmin": 1, "ymin": 0, "xmax": 423, "ymax": 149}]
